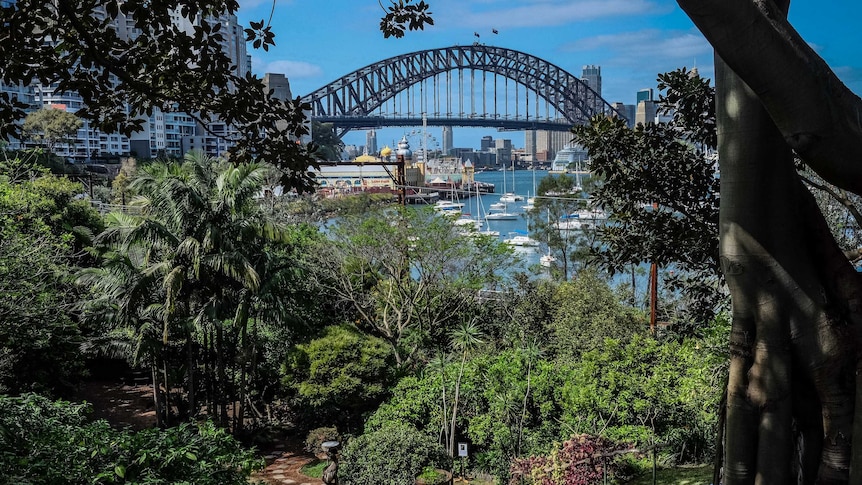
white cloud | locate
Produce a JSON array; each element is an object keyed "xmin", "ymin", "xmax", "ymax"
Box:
[
  {"xmin": 563, "ymin": 29, "xmax": 712, "ymax": 69},
  {"xmin": 440, "ymin": 0, "xmax": 661, "ymax": 29},
  {"xmin": 259, "ymin": 59, "xmax": 324, "ymax": 78}
]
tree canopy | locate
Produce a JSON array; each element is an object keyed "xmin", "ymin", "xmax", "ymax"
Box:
[{"xmin": 1, "ymin": 1, "xmax": 316, "ymax": 189}]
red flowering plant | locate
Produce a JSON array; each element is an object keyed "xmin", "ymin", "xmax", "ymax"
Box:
[{"xmin": 509, "ymin": 434, "xmax": 633, "ymax": 485}]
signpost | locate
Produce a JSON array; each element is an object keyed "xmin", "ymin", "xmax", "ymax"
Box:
[{"xmin": 457, "ymin": 442, "xmax": 468, "ymax": 479}]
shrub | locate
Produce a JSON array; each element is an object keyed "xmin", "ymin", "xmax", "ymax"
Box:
[
  {"xmin": 340, "ymin": 422, "xmax": 451, "ymax": 485},
  {"xmin": 510, "ymin": 434, "xmax": 631, "ymax": 485},
  {"xmin": 305, "ymin": 426, "xmax": 341, "ymax": 454},
  {"xmin": 0, "ymin": 394, "xmax": 262, "ymax": 484},
  {"xmin": 283, "ymin": 324, "xmax": 392, "ymax": 428}
]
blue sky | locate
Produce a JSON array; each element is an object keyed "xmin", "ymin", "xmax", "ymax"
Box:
[{"xmin": 236, "ymin": 0, "xmax": 862, "ymax": 151}]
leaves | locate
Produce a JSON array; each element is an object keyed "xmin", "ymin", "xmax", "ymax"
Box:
[
  {"xmin": 1, "ymin": 1, "xmax": 317, "ymax": 191},
  {"xmin": 380, "ymin": 0, "xmax": 434, "ymax": 39},
  {"xmin": 0, "ymin": 394, "xmax": 263, "ymax": 484}
]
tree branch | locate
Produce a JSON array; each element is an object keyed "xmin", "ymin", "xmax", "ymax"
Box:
[{"xmin": 677, "ymin": 0, "xmax": 862, "ymax": 195}]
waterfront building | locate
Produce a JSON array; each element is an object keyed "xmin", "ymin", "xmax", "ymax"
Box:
[
  {"xmin": 494, "ymin": 138, "xmax": 512, "ymax": 167},
  {"xmin": 0, "ymin": 81, "xmax": 35, "ymax": 150},
  {"xmin": 524, "ymin": 130, "xmax": 536, "ymax": 159},
  {"xmin": 635, "ymin": 100, "xmax": 658, "ymax": 126},
  {"xmin": 536, "ymin": 130, "xmax": 570, "ymax": 160},
  {"xmin": 611, "ymin": 102, "xmax": 635, "ymax": 128}
]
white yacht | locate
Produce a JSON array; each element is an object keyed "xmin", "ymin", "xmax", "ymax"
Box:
[
  {"xmin": 504, "ymin": 233, "xmax": 539, "ymax": 247},
  {"xmin": 485, "ymin": 205, "xmax": 518, "ymax": 220}
]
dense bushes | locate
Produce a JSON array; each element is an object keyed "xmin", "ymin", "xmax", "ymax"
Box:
[
  {"xmin": 339, "ymin": 422, "xmax": 450, "ymax": 485},
  {"xmin": 283, "ymin": 324, "xmax": 393, "ymax": 429},
  {"xmin": 361, "ymin": 333, "xmax": 720, "ymax": 482},
  {"xmin": 0, "ymin": 394, "xmax": 262, "ymax": 484}
]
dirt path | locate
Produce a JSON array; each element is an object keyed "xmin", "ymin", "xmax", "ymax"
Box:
[
  {"xmin": 253, "ymin": 441, "xmax": 323, "ymax": 485},
  {"xmin": 77, "ymin": 379, "xmax": 322, "ymax": 484},
  {"xmin": 77, "ymin": 380, "xmax": 157, "ymax": 430}
]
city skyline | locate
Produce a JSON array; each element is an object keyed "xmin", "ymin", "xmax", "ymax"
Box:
[{"xmin": 237, "ymin": 0, "xmax": 862, "ymax": 150}]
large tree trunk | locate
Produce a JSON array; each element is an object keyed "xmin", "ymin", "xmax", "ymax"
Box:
[
  {"xmin": 677, "ymin": 0, "xmax": 862, "ymax": 195},
  {"xmin": 688, "ymin": 1, "xmax": 862, "ymax": 481}
]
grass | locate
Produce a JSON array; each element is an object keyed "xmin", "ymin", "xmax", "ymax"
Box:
[
  {"xmin": 624, "ymin": 465, "xmax": 713, "ymax": 485},
  {"xmin": 299, "ymin": 460, "xmax": 327, "ymax": 479}
]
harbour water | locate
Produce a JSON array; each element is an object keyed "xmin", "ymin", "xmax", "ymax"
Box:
[{"xmin": 466, "ymin": 169, "xmax": 560, "ymax": 269}]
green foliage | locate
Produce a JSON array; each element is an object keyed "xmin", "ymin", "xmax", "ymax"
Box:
[
  {"xmin": 558, "ymin": 335, "xmax": 720, "ymax": 462},
  {"xmin": 309, "ymin": 206, "xmax": 514, "ymax": 368},
  {"xmin": 22, "ymin": 107, "xmax": 82, "ymax": 152},
  {"xmin": 573, "ymin": 68, "xmax": 722, "ymax": 328},
  {"xmin": 0, "ymin": 159, "xmax": 102, "ymax": 394},
  {"xmin": 0, "ymin": 225, "xmax": 84, "ymax": 394},
  {"xmin": 366, "ymin": 327, "xmax": 720, "ymax": 481},
  {"xmin": 285, "ymin": 324, "xmax": 393, "ymax": 428},
  {"xmin": 379, "ymin": 0, "xmax": 435, "ymax": 38},
  {"xmin": 304, "ymin": 427, "xmax": 341, "ymax": 454},
  {"xmin": 81, "ymin": 152, "xmax": 318, "ymax": 428},
  {"xmin": 547, "ymin": 270, "xmax": 643, "ymax": 361},
  {"xmin": 2, "ymin": 1, "xmax": 317, "ymax": 191},
  {"xmin": 300, "ymin": 460, "xmax": 328, "ymax": 479},
  {"xmin": 0, "ymin": 394, "xmax": 262, "ymax": 484},
  {"xmin": 340, "ymin": 422, "xmax": 450, "ymax": 485},
  {"xmin": 312, "ymin": 120, "xmax": 344, "ymax": 161}
]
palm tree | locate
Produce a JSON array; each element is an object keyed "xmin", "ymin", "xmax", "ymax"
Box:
[
  {"xmin": 82, "ymin": 151, "xmax": 292, "ymax": 429},
  {"xmin": 447, "ymin": 319, "xmax": 484, "ymax": 457}
]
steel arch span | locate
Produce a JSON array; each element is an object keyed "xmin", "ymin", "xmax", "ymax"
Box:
[{"xmin": 300, "ymin": 45, "xmax": 621, "ymax": 134}]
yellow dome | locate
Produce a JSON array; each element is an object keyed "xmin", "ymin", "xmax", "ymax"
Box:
[
  {"xmin": 380, "ymin": 146, "xmax": 392, "ymax": 157},
  {"xmin": 354, "ymin": 154, "xmax": 377, "ymax": 164}
]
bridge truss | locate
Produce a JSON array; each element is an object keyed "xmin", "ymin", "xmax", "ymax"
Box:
[{"xmin": 300, "ymin": 45, "xmax": 622, "ymax": 136}]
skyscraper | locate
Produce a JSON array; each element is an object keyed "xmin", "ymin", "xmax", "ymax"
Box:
[
  {"xmin": 581, "ymin": 65, "xmax": 602, "ymax": 96},
  {"xmin": 524, "ymin": 130, "xmax": 536, "ymax": 159},
  {"xmin": 366, "ymin": 129, "xmax": 378, "ymax": 155},
  {"xmin": 636, "ymin": 88, "xmax": 654, "ymax": 104},
  {"xmin": 441, "ymin": 126, "xmax": 453, "ymax": 155},
  {"xmin": 263, "ymin": 73, "xmax": 292, "ymax": 101}
]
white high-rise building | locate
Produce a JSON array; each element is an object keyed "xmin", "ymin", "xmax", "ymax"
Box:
[
  {"xmin": 0, "ymin": 81, "xmax": 35, "ymax": 150},
  {"xmin": 366, "ymin": 129, "xmax": 378, "ymax": 155},
  {"xmin": 23, "ymin": 8, "xmax": 250, "ymax": 160},
  {"xmin": 441, "ymin": 126, "xmax": 453, "ymax": 155}
]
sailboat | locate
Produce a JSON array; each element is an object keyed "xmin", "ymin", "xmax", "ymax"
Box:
[
  {"xmin": 540, "ymin": 250, "xmax": 557, "ymax": 267},
  {"xmin": 485, "ymin": 203, "xmax": 518, "ymax": 220},
  {"xmin": 524, "ymin": 165, "xmax": 537, "ymax": 209},
  {"xmin": 540, "ymin": 209, "xmax": 557, "ymax": 267},
  {"xmin": 499, "ymin": 159, "xmax": 524, "ymax": 203}
]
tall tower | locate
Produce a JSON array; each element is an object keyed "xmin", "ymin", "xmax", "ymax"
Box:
[
  {"xmin": 636, "ymin": 88, "xmax": 654, "ymax": 104},
  {"xmin": 524, "ymin": 130, "xmax": 536, "ymax": 159},
  {"xmin": 582, "ymin": 65, "xmax": 602, "ymax": 115},
  {"xmin": 263, "ymin": 73, "xmax": 292, "ymax": 101},
  {"xmin": 581, "ymin": 65, "xmax": 602, "ymax": 96},
  {"xmin": 441, "ymin": 126, "xmax": 453, "ymax": 155},
  {"xmin": 366, "ymin": 129, "xmax": 378, "ymax": 155}
]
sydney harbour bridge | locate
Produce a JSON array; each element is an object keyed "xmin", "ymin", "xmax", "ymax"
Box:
[{"xmin": 300, "ymin": 45, "xmax": 622, "ymax": 137}]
